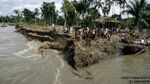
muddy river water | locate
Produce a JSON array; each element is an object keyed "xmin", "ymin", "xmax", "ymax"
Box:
[{"xmin": 0, "ymin": 26, "xmax": 150, "ymax": 84}]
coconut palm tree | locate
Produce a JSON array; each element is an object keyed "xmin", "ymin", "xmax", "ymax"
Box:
[
  {"xmin": 101, "ymin": 0, "xmax": 113, "ymax": 16},
  {"xmin": 72, "ymin": 0, "xmax": 101, "ymax": 26},
  {"xmin": 87, "ymin": 6, "xmax": 101, "ymax": 27},
  {"xmin": 142, "ymin": 4, "xmax": 150, "ymax": 21},
  {"xmin": 62, "ymin": 0, "xmax": 77, "ymax": 27},
  {"xmin": 33, "ymin": 8, "xmax": 39, "ymax": 19},
  {"xmin": 122, "ymin": 0, "xmax": 148, "ymax": 29},
  {"xmin": 72, "ymin": 0, "xmax": 85, "ymax": 25},
  {"xmin": 115, "ymin": 0, "xmax": 127, "ymax": 18},
  {"xmin": 13, "ymin": 9, "xmax": 22, "ymax": 23},
  {"xmin": 33, "ymin": 8, "xmax": 40, "ymax": 24}
]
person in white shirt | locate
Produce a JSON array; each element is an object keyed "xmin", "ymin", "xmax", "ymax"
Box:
[
  {"xmin": 79, "ymin": 28, "xmax": 83, "ymax": 40},
  {"xmin": 86, "ymin": 27, "xmax": 90, "ymax": 33},
  {"xmin": 92, "ymin": 28, "xmax": 96, "ymax": 40},
  {"xmin": 64, "ymin": 27, "xmax": 68, "ymax": 33},
  {"xmin": 70, "ymin": 27, "xmax": 73, "ymax": 34},
  {"xmin": 141, "ymin": 38, "xmax": 145, "ymax": 45},
  {"xmin": 52, "ymin": 23, "xmax": 56, "ymax": 32}
]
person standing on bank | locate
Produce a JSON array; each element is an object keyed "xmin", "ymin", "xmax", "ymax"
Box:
[{"xmin": 52, "ymin": 23, "xmax": 56, "ymax": 32}]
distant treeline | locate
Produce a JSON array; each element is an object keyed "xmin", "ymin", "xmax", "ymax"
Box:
[{"xmin": 0, "ymin": 0, "xmax": 150, "ymax": 28}]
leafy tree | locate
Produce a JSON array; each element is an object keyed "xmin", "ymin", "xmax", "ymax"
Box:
[
  {"xmin": 22, "ymin": 8, "xmax": 34, "ymax": 22},
  {"xmin": 0, "ymin": 15, "xmax": 16, "ymax": 23},
  {"xmin": 57, "ymin": 16, "xmax": 65, "ymax": 25}
]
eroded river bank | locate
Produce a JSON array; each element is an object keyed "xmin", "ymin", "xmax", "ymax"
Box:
[{"xmin": 0, "ymin": 26, "xmax": 150, "ymax": 84}]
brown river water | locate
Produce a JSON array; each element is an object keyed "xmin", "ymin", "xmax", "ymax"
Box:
[{"xmin": 0, "ymin": 26, "xmax": 150, "ymax": 84}]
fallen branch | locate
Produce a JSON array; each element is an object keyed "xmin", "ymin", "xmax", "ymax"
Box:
[{"xmin": 134, "ymin": 47, "xmax": 149, "ymax": 56}]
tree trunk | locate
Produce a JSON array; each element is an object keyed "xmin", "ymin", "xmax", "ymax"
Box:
[
  {"xmin": 76, "ymin": 13, "xmax": 80, "ymax": 26},
  {"xmin": 136, "ymin": 22, "xmax": 139, "ymax": 29},
  {"xmin": 64, "ymin": 14, "xmax": 67, "ymax": 28},
  {"xmin": 120, "ymin": 5, "xmax": 122, "ymax": 19}
]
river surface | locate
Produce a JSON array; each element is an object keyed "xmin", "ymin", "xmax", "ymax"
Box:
[{"xmin": 0, "ymin": 26, "xmax": 150, "ymax": 84}]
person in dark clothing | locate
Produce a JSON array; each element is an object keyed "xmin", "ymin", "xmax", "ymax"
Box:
[
  {"xmin": 84, "ymin": 30, "xmax": 91, "ymax": 46},
  {"xmin": 91, "ymin": 28, "xmax": 96, "ymax": 40},
  {"xmin": 75, "ymin": 29, "xmax": 80, "ymax": 41}
]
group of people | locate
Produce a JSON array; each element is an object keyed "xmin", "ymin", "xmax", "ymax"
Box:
[
  {"xmin": 75, "ymin": 27, "xmax": 96, "ymax": 40},
  {"xmin": 63, "ymin": 26, "xmax": 114, "ymax": 45},
  {"xmin": 75, "ymin": 27, "xmax": 96, "ymax": 45}
]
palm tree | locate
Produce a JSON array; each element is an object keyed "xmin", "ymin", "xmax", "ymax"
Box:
[
  {"xmin": 88, "ymin": 6, "xmax": 100, "ymax": 27},
  {"xmin": 13, "ymin": 9, "xmax": 22, "ymax": 23},
  {"xmin": 72, "ymin": 0, "xmax": 99, "ymax": 26},
  {"xmin": 33, "ymin": 8, "xmax": 40, "ymax": 24},
  {"xmin": 142, "ymin": 4, "xmax": 150, "ymax": 23},
  {"xmin": 122, "ymin": 0, "xmax": 147, "ymax": 29},
  {"xmin": 62, "ymin": 0, "xmax": 77, "ymax": 27},
  {"xmin": 33, "ymin": 8, "xmax": 39, "ymax": 19},
  {"xmin": 116, "ymin": 0, "xmax": 126, "ymax": 8},
  {"xmin": 101, "ymin": 0, "xmax": 113, "ymax": 16},
  {"xmin": 115, "ymin": 0, "xmax": 126, "ymax": 18}
]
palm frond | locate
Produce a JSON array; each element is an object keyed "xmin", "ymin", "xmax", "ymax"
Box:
[{"xmin": 140, "ymin": 18, "xmax": 149, "ymax": 27}]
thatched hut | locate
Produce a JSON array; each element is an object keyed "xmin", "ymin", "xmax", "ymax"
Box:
[{"xmin": 95, "ymin": 17, "xmax": 120, "ymax": 29}]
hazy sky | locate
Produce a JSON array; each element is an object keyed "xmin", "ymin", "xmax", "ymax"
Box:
[
  {"xmin": 0, "ymin": 0, "xmax": 63, "ymax": 16},
  {"xmin": 0, "ymin": 0, "xmax": 150, "ymax": 16}
]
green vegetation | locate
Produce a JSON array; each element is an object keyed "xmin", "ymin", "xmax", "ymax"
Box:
[
  {"xmin": 122, "ymin": 0, "xmax": 148, "ymax": 28},
  {"xmin": 41, "ymin": 2, "xmax": 58, "ymax": 25},
  {"xmin": 62, "ymin": 0, "xmax": 77, "ymax": 27},
  {"xmin": 0, "ymin": 0, "xmax": 150, "ymax": 28}
]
